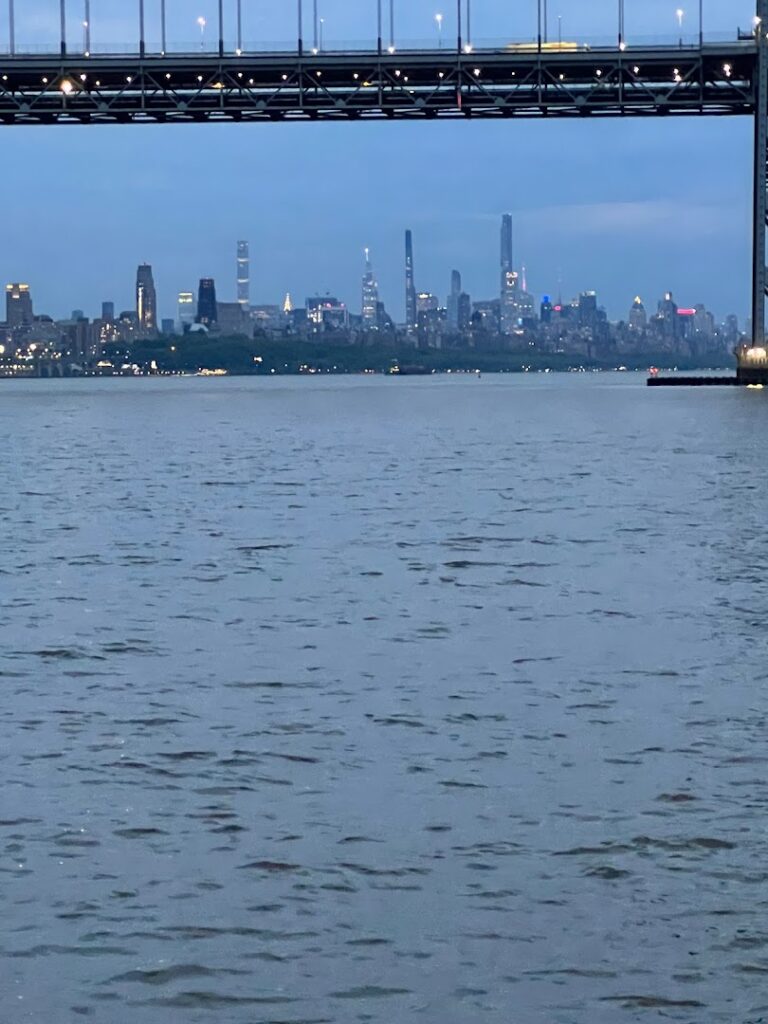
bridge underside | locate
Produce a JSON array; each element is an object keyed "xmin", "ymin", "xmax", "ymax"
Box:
[{"xmin": 0, "ymin": 46, "xmax": 756, "ymax": 124}]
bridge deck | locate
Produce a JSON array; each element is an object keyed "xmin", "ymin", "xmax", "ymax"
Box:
[{"xmin": 0, "ymin": 43, "xmax": 757, "ymax": 124}]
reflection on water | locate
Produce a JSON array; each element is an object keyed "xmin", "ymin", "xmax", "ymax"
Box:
[{"xmin": 2, "ymin": 375, "xmax": 768, "ymax": 1023}]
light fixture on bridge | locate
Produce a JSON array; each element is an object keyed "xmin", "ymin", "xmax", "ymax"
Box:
[{"xmin": 723, "ymin": 63, "xmax": 732, "ymax": 77}]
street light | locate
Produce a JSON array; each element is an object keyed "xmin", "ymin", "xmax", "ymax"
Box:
[
  {"xmin": 197, "ymin": 15, "xmax": 206, "ymax": 51},
  {"xmin": 319, "ymin": 16, "xmax": 324, "ymax": 51},
  {"xmin": 83, "ymin": 0, "xmax": 90, "ymax": 54},
  {"xmin": 676, "ymin": 7, "xmax": 684, "ymax": 46},
  {"xmin": 435, "ymin": 11, "xmax": 443, "ymax": 48}
]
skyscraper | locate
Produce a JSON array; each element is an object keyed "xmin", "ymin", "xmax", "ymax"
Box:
[
  {"xmin": 177, "ymin": 292, "xmax": 195, "ymax": 331},
  {"xmin": 197, "ymin": 279, "xmax": 218, "ymax": 327},
  {"xmin": 237, "ymin": 241, "xmax": 250, "ymax": 310},
  {"xmin": 361, "ymin": 248, "xmax": 379, "ymax": 328},
  {"xmin": 136, "ymin": 264, "xmax": 157, "ymax": 335},
  {"xmin": 5, "ymin": 283, "xmax": 33, "ymax": 326},
  {"xmin": 447, "ymin": 270, "xmax": 462, "ymax": 331},
  {"xmin": 629, "ymin": 296, "xmax": 647, "ymax": 332},
  {"xmin": 500, "ymin": 215, "xmax": 519, "ymax": 335},
  {"xmin": 405, "ymin": 229, "xmax": 417, "ymax": 334},
  {"xmin": 501, "ymin": 214, "xmax": 513, "ymax": 291},
  {"xmin": 101, "ymin": 301, "xmax": 115, "ymax": 323}
]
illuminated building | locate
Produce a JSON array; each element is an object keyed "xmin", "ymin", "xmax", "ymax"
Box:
[
  {"xmin": 578, "ymin": 291, "xmax": 598, "ymax": 330},
  {"xmin": 629, "ymin": 296, "xmax": 647, "ymax": 331},
  {"xmin": 361, "ymin": 248, "xmax": 379, "ymax": 327},
  {"xmin": 283, "ymin": 292, "xmax": 294, "ymax": 314},
  {"xmin": 457, "ymin": 292, "xmax": 472, "ymax": 333},
  {"xmin": 136, "ymin": 264, "xmax": 157, "ymax": 335},
  {"xmin": 500, "ymin": 214, "xmax": 519, "ymax": 335},
  {"xmin": 237, "ymin": 240, "xmax": 250, "ymax": 310},
  {"xmin": 197, "ymin": 278, "xmax": 218, "ymax": 327},
  {"xmin": 6, "ymin": 283, "xmax": 33, "ymax": 327},
  {"xmin": 306, "ymin": 296, "xmax": 349, "ymax": 330},
  {"xmin": 405, "ymin": 229, "xmax": 417, "ymax": 334},
  {"xmin": 177, "ymin": 292, "xmax": 195, "ymax": 332}
]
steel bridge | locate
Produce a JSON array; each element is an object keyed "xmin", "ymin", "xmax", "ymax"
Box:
[{"xmin": 0, "ymin": 0, "xmax": 767, "ymax": 361}]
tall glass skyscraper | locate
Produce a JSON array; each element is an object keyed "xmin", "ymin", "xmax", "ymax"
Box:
[
  {"xmin": 177, "ymin": 292, "xmax": 195, "ymax": 332},
  {"xmin": 405, "ymin": 230, "xmax": 417, "ymax": 334},
  {"xmin": 447, "ymin": 269, "xmax": 462, "ymax": 330},
  {"xmin": 136, "ymin": 264, "xmax": 157, "ymax": 335},
  {"xmin": 361, "ymin": 249, "xmax": 379, "ymax": 327},
  {"xmin": 197, "ymin": 279, "xmax": 218, "ymax": 327},
  {"xmin": 500, "ymin": 215, "xmax": 519, "ymax": 335},
  {"xmin": 237, "ymin": 241, "xmax": 250, "ymax": 310}
]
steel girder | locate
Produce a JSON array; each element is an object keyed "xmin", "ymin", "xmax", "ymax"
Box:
[{"xmin": 0, "ymin": 45, "xmax": 756, "ymax": 125}]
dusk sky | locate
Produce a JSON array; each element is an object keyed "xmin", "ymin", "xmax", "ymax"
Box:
[{"xmin": 0, "ymin": 0, "xmax": 758, "ymax": 321}]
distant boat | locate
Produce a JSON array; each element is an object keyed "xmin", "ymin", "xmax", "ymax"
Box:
[{"xmin": 389, "ymin": 363, "xmax": 432, "ymax": 376}]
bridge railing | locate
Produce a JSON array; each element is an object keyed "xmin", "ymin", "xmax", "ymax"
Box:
[{"xmin": 0, "ymin": 31, "xmax": 748, "ymax": 58}]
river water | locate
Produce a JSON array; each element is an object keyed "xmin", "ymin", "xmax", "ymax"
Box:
[{"xmin": 2, "ymin": 374, "xmax": 767, "ymax": 1023}]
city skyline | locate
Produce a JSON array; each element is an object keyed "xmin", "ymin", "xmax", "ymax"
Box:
[
  {"xmin": 1, "ymin": 193, "xmax": 749, "ymax": 327},
  {"xmin": 0, "ymin": 0, "xmax": 755, "ymax": 324}
]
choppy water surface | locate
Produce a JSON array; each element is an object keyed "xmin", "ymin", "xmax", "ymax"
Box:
[{"xmin": 2, "ymin": 374, "xmax": 768, "ymax": 1024}]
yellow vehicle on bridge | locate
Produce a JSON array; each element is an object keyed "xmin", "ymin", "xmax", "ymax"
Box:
[{"xmin": 506, "ymin": 41, "xmax": 591, "ymax": 52}]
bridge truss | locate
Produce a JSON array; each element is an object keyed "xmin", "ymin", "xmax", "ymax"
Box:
[{"xmin": 0, "ymin": 45, "xmax": 755, "ymax": 125}]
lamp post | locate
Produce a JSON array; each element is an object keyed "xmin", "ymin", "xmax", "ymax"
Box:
[
  {"xmin": 389, "ymin": 0, "xmax": 395, "ymax": 50},
  {"xmin": 435, "ymin": 11, "xmax": 443, "ymax": 48},
  {"xmin": 618, "ymin": 0, "xmax": 624, "ymax": 48},
  {"xmin": 298, "ymin": 0, "xmax": 303, "ymax": 56},
  {"xmin": 198, "ymin": 15, "xmax": 206, "ymax": 51},
  {"xmin": 83, "ymin": 0, "xmax": 90, "ymax": 53},
  {"xmin": 676, "ymin": 7, "xmax": 684, "ymax": 46},
  {"xmin": 139, "ymin": 0, "xmax": 145, "ymax": 56},
  {"xmin": 217, "ymin": 0, "xmax": 223, "ymax": 56},
  {"xmin": 237, "ymin": 0, "xmax": 242, "ymax": 52},
  {"xmin": 60, "ymin": 0, "xmax": 66, "ymax": 56},
  {"xmin": 313, "ymin": 0, "xmax": 318, "ymax": 51},
  {"xmin": 161, "ymin": 0, "xmax": 166, "ymax": 53},
  {"xmin": 8, "ymin": 0, "xmax": 14, "ymax": 55}
]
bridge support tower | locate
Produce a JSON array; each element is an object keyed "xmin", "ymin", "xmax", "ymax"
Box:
[{"xmin": 741, "ymin": 0, "xmax": 768, "ymax": 381}]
